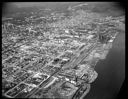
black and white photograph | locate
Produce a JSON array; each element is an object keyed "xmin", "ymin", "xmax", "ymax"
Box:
[{"xmin": 2, "ymin": 2, "xmax": 125, "ymax": 99}]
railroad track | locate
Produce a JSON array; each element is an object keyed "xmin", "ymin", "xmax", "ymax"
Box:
[{"xmin": 62, "ymin": 41, "xmax": 98, "ymax": 70}]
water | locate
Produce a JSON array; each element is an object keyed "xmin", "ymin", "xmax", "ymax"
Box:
[{"xmin": 85, "ymin": 33, "xmax": 125, "ymax": 99}]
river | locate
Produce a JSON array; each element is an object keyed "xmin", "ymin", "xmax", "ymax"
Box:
[{"xmin": 85, "ymin": 32, "xmax": 125, "ymax": 99}]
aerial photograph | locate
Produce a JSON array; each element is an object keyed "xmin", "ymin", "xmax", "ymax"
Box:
[{"xmin": 2, "ymin": 2, "xmax": 125, "ymax": 99}]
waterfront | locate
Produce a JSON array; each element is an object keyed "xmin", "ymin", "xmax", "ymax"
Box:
[
  {"xmin": 2, "ymin": 2, "xmax": 125, "ymax": 98},
  {"xmin": 85, "ymin": 33, "xmax": 125, "ymax": 99}
]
